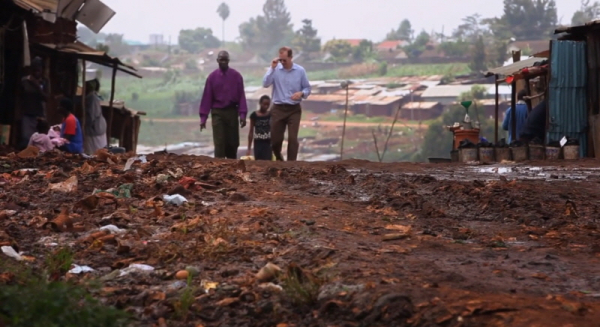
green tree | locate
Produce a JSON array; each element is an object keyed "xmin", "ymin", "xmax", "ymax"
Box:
[
  {"xmin": 439, "ymin": 41, "xmax": 469, "ymax": 57},
  {"xmin": 104, "ymin": 34, "xmax": 131, "ymax": 56},
  {"xmin": 403, "ymin": 30, "xmax": 430, "ymax": 59},
  {"xmin": 386, "ymin": 19, "xmax": 413, "ymax": 41},
  {"xmin": 178, "ymin": 28, "xmax": 220, "ymax": 53},
  {"xmin": 239, "ymin": 0, "xmax": 293, "ymax": 59},
  {"xmin": 323, "ymin": 40, "xmax": 352, "ymax": 62},
  {"xmin": 572, "ymin": 0, "xmax": 600, "ymax": 25},
  {"xmin": 292, "ymin": 19, "xmax": 321, "ymax": 60},
  {"xmin": 469, "ymin": 36, "xmax": 487, "ymax": 74},
  {"xmin": 501, "ymin": 0, "xmax": 557, "ymax": 40},
  {"xmin": 352, "ymin": 40, "xmax": 374, "ymax": 62},
  {"xmin": 453, "ymin": 14, "xmax": 487, "ymax": 43},
  {"xmin": 217, "ymin": 2, "xmax": 230, "ymax": 45}
]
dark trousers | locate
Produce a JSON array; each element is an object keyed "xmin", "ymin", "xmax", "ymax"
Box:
[
  {"xmin": 20, "ymin": 115, "xmax": 38, "ymax": 149},
  {"xmin": 271, "ymin": 104, "xmax": 301, "ymax": 161},
  {"xmin": 254, "ymin": 139, "xmax": 272, "ymax": 160},
  {"xmin": 211, "ymin": 107, "xmax": 239, "ymax": 159}
]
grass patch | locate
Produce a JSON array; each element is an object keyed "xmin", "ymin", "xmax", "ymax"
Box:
[
  {"xmin": 281, "ymin": 264, "xmax": 322, "ymax": 307},
  {"xmin": 173, "ymin": 275, "xmax": 196, "ymax": 319},
  {"xmin": 45, "ymin": 247, "xmax": 74, "ymax": 281},
  {"xmin": 0, "ymin": 261, "xmax": 128, "ymax": 327}
]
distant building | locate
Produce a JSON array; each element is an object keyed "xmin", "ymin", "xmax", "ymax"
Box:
[
  {"xmin": 149, "ymin": 34, "xmax": 165, "ymax": 46},
  {"xmin": 376, "ymin": 40, "xmax": 409, "ymax": 52},
  {"xmin": 400, "ymin": 102, "xmax": 444, "ymax": 120}
]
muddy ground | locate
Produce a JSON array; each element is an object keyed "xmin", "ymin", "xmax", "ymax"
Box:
[{"xmin": 1, "ymin": 150, "xmax": 600, "ymax": 327}]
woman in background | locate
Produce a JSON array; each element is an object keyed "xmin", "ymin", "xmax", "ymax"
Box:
[{"xmin": 83, "ymin": 79, "xmax": 107, "ymax": 154}]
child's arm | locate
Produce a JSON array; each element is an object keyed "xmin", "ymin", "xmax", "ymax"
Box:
[{"xmin": 247, "ymin": 118, "xmax": 255, "ymax": 156}]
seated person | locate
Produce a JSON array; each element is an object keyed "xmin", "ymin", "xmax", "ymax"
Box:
[
  {"xmin": 520, "ymin": 99, "xmax": 547, "ymax": 143},
  {"xmin": 48, "ymin": 124, "xmax": 67, "ymax": 147},
  {"xmin": 58, "ymin": 98, "xmax": 83, "ymax": 154},
  {"xmin": 28, "ymin": 119, "xmax": 55, "ymax": 152}
]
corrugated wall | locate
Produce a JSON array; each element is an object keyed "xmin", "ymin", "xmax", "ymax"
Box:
[{"xmin": 548, "ymin": 40, "xmax": 588, "ymax": 157}]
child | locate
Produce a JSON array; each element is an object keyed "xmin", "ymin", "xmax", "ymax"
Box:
[
  {"xmin": 28, "ymin": 119, "xmax": 54, "ymax": 153},
  {"xmin": 246, "ymin": 95, "xmax": 272, "ymax": 160},
  {"xmin": 48, "ymin": 124, "xmax": 67, "ymax": 147}
]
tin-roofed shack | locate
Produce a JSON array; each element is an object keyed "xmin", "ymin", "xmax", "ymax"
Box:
[
  {"xmin": 556, "ymin": 20, "xmax": 600, "ymax": 157},
  {"xmin": 0, "ymin": 0, "xmax": 143, "ymax": 152}
]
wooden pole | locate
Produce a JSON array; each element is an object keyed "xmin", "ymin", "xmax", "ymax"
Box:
[
  {"xmin": 380, "ymin": 104, "xmax": 402, "ymax": 162},
  {"xmin": 510, "ymin": 51, "xmax": 521, "ymax": 143},
  {"xmin": 340, "ymin": 84, "xmax": 349, "ymax": 161},
  {"xmin": 107, "ymin": 63, "xmax": 117, "ymax": 146},
  {"xmin": 494, "ymin": 75, "xmax": 499, "ymax": 144},
  {"xmin": 81, "ymin": 60, "xmax": 86, "ymax": 136},
  {"xmin": 524, "ymin": 77, "xmax": 533, "ymax": 112}
]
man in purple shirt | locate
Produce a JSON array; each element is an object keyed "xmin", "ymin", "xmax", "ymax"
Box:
[{"xmin": 199, "ymin": 51, "xmax": 248, "ymax": 159}]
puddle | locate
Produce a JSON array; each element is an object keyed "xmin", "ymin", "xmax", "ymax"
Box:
[{"xmin": 425, "ymin": 165, "xmax": 598, "ymax": 182}]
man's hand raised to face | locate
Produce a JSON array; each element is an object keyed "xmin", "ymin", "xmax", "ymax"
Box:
[{"xmin": 271, "ymin": 58, "xmax": 279, "ymax": 69}]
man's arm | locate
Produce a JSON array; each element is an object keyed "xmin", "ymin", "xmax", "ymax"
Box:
[
  {"xmin": 238, "ymin": 74, "xmax": 248, "ymax": 122},
  {"xmin": 247, "ymin": 116, "xmax": 255, "ymax": 155},
  {"xmin": 199, "ymin": 76, "xmax": 213, "ymax": 125},
  {"xmin": 502, "ymin": 108, "xmax": 510, "ymax": 131},
  {"xmin": 263, "ymin": 67, "xmax": 275, "ymax": 88},
  {"xmin": 300, "ymin": 70, "xmax": 311, "ymax": 99}
]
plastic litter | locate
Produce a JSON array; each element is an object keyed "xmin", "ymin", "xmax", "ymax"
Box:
[
  {"xmin": 163, "ymin": 194, "xmax": 188, "ymax": 206},
  {"xmin": 1, "ymin": 246, "xmax": 23, "ymax": 261},
  {"xmin": 123, "ymin": 156, "xmax": 148, "ymax": 171},
  {"xmin": 93, "ymin": 183, "xmax": 133, "ymax": 198},
  {"xmin": 119, "ymin": 263, "xmax": 155, "ymax": 277},
  {"xmin": 99, "ymin": 224, "xmax": 127, "ymax": 234},
  {"xmin": 68, "ymin": 264, "xmax": 95, "ymax": 274},
  {"xmin": 458, "ymin": 139, "xmax": 476, "ymax": 149},
  {"xmin": 48, "ymin": 175, "xmax": 78, "ymax": 192}
]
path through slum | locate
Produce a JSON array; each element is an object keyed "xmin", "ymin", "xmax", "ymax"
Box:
[{"xmin": 1, "ymin": 150, "xmax": 599, "ymax": 326}]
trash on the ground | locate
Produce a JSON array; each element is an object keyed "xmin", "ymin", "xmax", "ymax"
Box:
[
  {"xmin": 43, "ymin": 207, "xmax": 73, "ymax": 232},
  {"xmin": 2, "ymin": 246, "xmax": 23, "ymax": 261},
  {"xmin": 256, "ymin": 262, "xmax": 281, "ymax": 282},
  {"xmin": 240, "ymin": 156, "xmax": 255, "ymax": 161},
  {"xmin": 163, "ymin": 194, "xmax": 188, "ymax": 206},
  {"xmin": 186, "ymin": 266, "xmax": 201, "ymax": 277},
  {"xmin": 167, "ymin": 280, "xmax": 187, "ymax": 292},
  {"xmin": 155, "ymin": 174, "xmax": 169, "ymax": 185},
  {"xmin": 47, "ymin": 175, "xmax": 78, "ymax": 192},
  {"xmin": 383, "ymin": 232, "xmax": 411, "ymax": 241},
  {"xmin": 258, "ymin": 282, "xmax": 283, "ymax": 292},
  {"xmin": 93, "ymin": 183, "xmax": 133, "ymax": 198},
  {"xmin": 168, "ymin": 168, "xmax": 184, "ymax": 179},
  {"xmin": 99, "ymin": 224, "xmax": 127, "ymax": 234},
  {"xmin": 560, "ymin": 136, "xmax": 568, "ymax": 147},
  {"xmin": 123, "ymin": 157, "xmax": 136, "ymax": 171},
  {"xmin": 179, "ymin": 176, "xmax": 199, "ymax": 190},
  {"xmin": 17, "ymin": 146, "xmax": 39, "ymax": 159},
  {"xmin": 201, "ymin": 280, "xmax": 219, "ymax": 293},
  {"xmin": 68, "ymin": 264, "xmax": 95, "ymax": 274},
  {"xmin": 175, "ymin": 270, "xmax": 189, "ymax": 280},
  {"xmin": 119, "ymin": 263, "xmax": 155, "ymax": 277}
]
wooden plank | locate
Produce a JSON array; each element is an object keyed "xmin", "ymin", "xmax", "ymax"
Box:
[{"xmin": 107, "ymin": 63, "xmax": 117, "ymax": 145}]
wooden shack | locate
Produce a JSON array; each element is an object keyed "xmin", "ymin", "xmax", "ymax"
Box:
[{"xmin": 0, "ymin": 0, "xmax": 143, "ymax": 152}]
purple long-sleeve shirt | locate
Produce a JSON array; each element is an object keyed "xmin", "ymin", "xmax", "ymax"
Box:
[{"xmin": 199, "ymin": 68, "xmax": 248, "ymax": 125}]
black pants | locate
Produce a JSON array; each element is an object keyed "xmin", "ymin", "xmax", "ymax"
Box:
[
  {"xmin": 254, "ymin": 139, "xmax": 272, "ymax": 160},
  {"xmin": 211, "ymin": 107, "xmax": 239, "ymax": 159}
]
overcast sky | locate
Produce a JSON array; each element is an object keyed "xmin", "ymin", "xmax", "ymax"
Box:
[{"xmin": 100, "ymin": 0, "xmax": 580, "ymax": 44}]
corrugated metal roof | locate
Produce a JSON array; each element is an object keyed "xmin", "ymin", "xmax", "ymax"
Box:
[
  {"xmin": 548, "ymin": 40, "xmax": 587, "ymax": 157},
  {"xmin": 401, "ymin": 102, "xmax": 440, "ymax": 110},
  {"xmin": 485, "ymin": 57, "xmax": 547, "ymax": 76},
  {"xmin": 13, "ymin": 0, "xmax": 57, "ymax": 12},
  {"xmin": 421, "ymin": 85, "xmax": 480, "ymax": 98},
  {"xmin": 555, "ymin": 20, "xmax": 600, "ymax": 34},
  {"xmin": 37, "ymin": 42, "xmax": 141, "ymax": 77}
]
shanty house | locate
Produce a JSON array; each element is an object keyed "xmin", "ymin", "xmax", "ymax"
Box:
[
  {"xmin": 400, "ymin": 101, "xmax": 444, "ymax": 120},
  {"xmin": 0, "ymin": 0, "xmax": 144, "ymax": 151}
]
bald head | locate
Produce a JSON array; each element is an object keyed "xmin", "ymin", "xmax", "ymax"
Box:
[{"xmin": 217, "ymin": 51, "xmax": 230, "ymax": 71}]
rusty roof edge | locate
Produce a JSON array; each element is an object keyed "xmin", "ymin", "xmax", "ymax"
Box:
[{"xmin": 555, "ymin": 20, "xmax": 600, "ymax": 34}]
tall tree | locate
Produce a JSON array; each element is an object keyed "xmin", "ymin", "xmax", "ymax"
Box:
[
  {"xmin": 572, "ymin": 0, "xmax": 600, "ymax": 25},
  {"xmin": 469, "ymin": 36, "xmax": 487, "ymax": 74},
  {"xmin": 386, "ymin": 19, "xmax": 413, "ymax": 41},
  {"xmin": 501, "ymin": 0, "xmax": 557, "ymax": 40},
  {"xmin": 453, "ymin": 14, "xmax": 487, "ymax": 42},
  {"xmin": 323, "ymin": 40, "xmax": 352, "ymax": 63},
  {"xmin": 292, "ymin": 19, "xmax": 321, "ymax": 60},
  {"xmin": 239, "ymin": 0, "xmax": 293, "ymax": 59},
  {"xmin": 217, "ymin": 2, "xmax": 230, "ymax": 45},
  {"xmin": 352, "ymin": 40, "xmax": 374, "ymax": 62},
  {"xmin": 178, "ymin": 28, "xmax": 220, "ymax": 53},
  {"xmin": 402, "ymin": 30, "xmax": 430, "ymax": 59}
]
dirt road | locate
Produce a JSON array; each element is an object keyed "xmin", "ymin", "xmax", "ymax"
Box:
[{"xmin": 1, "ymin": 153, "xmax": 599, "ymax": 326}]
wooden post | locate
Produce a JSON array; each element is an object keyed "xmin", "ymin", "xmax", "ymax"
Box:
[
  {"xmin": 340, "ymin": 83, "xmax": 349, "ymax": 161},
  {"xmin": 494, "ymin": 75, "xmax": 499, "ymax": 144},
  {"xmin": 107, "ymin": 63, "xmax": 117, "ymax": 146},
  {"xmin": 510, "ymin": 51, "xmax": 521, "ymax": 143},
  {"xmin": 81, "ymin": 60, "xmax": 86, "ymax": 136},
  {"xmin": 524, "ymin": 77, "xmax": 533, "ymax": 112}
]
